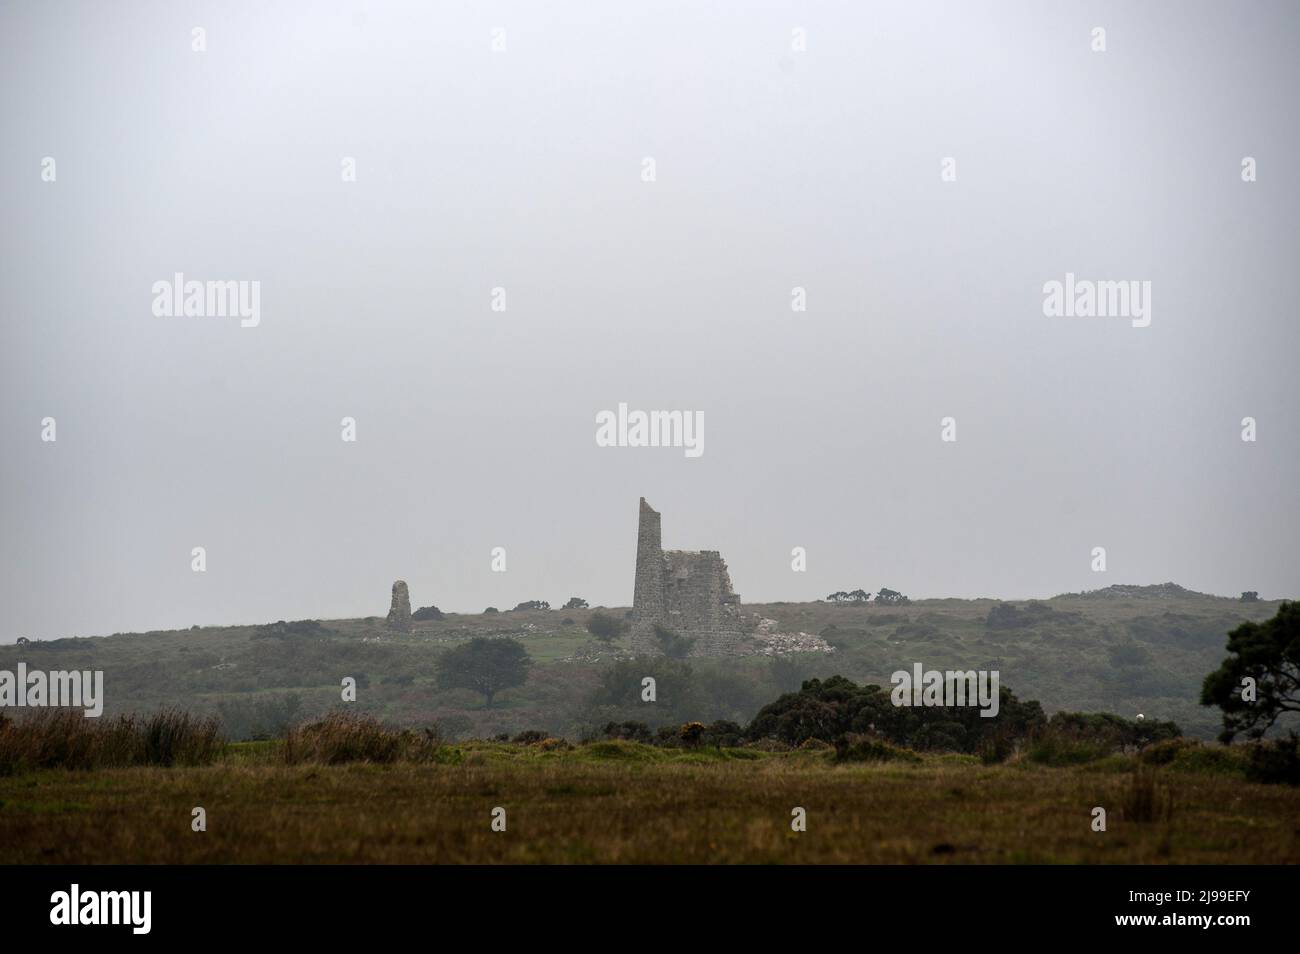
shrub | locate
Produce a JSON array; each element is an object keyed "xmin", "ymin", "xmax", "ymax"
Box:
[
  {"xmin": 562, "ymin": 597, "xmax": 589, "ymax": 610},
  {"xmin": 701, "ymin": 720, "xmax": 744, "ymax": 748},
  {"xmin": 1168, "ymin": 743, "xmax": 1245, "ymax": 777},
  {"xmin": 834, "ymin": 734, "xmax": 922, "ymax": 764},
  {"xmin": 1108, "ymin": 642, "xmax": 1152, "ymax": 667},
  {"xmin": 653, "ymin": 624, "xmax": 695, "ymax": 659},
  {"xmin": 412, "ymin": 605, "xmax": 445, "ymax": 621},
  {"xmin": 1043, "ymin": 711, "xmax": 1180, "ymax": 752},
  {"xmin": 511, "ymin": 729, "xmax": 549, "ymax": 745},
  {"xmin": 1244, "ymin": 734, "xmax": 1300, "ymax": 785},
  {"xmin": 601, "ymin": 721, "xmax": 652, "ymax": 743},
  {"xmin": 798, "ymin": 737, "xmax": 833, "ymax": 752},
  {"xmin": 985, "ymin": 603, "xmax": 1034, "ymax": 630},
  {"xmin": 978, "ymin": 735, "xmax": 1014, "ymax": 764},
  {"xmin": 745, "ymin": 737, "xmax": 792, "ymax": 753},
  {"xmin": 586, "ymin": 611, "xmax": 628, "ymax": 643},
  {"xmin": 252, "ymin": 619, "xmax": 330, "ymax": 640},
  {"xmin": 746, "ymin": 674, "xmax": 1046, "ymax": 753},
  {"xmin": 1138, "ymin": 737, "xmax": 1192, "ymax": 766},
  {"xmin": 1027, "ymin": 735, "xmax": 1110, "ymax": 766}
]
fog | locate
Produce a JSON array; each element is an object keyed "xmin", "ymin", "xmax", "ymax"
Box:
[{"xmin": 2, "ymin": 0, "xmax": 1297, "ymax": 640}]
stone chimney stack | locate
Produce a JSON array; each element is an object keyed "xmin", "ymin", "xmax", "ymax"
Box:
[{"xmin": 631, "ymin": 498, "xmax": 665, "ymax": 649}]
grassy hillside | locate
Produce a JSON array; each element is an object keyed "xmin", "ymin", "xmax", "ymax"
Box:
[
  {"xmin": 0, "ymin": 584, "xmax": 1285, "ymax": 741},
  {"xmin": 2, "ymin": 740, "xmax": 1296, "ymax": 864}
]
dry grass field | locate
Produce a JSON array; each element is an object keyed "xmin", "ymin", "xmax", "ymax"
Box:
[{"xmin": 2, "ymin": 741, "xmax": 1297, "ymax": 864}]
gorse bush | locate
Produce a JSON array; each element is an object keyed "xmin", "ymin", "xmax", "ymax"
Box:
[
  {"xmin": 745, "ymin": 675, "xmax": 1046, "ymax": 753},
  {"xmin": 1027, "ymin": 712, "xmax": 1183, "ymax": 765},
  {"xmin": 1164, "ymin": 742, "xmax": 1245, "ymax": 776},
  {"xmin": 0, "ymin": 709, "xmax": 223, "ymax": 774},
  {"xmin": 1045, "ymin": 711, "xmax": 1181, "ymax": 750},
  {"xmin": 282, "ymin": 711, "xmax": 441, "ymax": 765},
  {"xmin": 1138, "ymin": 737, "xmax": 1192, "ymax": 766},
  {"xmin": 678, "ymin": 722, "xmax": 705, "ymax": 747}
]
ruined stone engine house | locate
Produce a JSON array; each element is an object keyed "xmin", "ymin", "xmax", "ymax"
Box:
[{"xmin": 631, "ymin": 498, "xmax": 749, "ymax": 656}]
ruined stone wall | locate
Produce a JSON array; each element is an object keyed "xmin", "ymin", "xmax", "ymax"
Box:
[{"xmin": 631, "ymin": 499, "xmax": 748, "ymax": 656}]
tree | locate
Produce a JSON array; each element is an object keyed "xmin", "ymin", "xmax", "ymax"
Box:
[
  {"xmin": 586, "ymin": 610, "xmax": 627, "ymax": 643},
  {"xmin": 1241, "ymin": 591, "xmax": 1260, "ymax": 603},
  {"xmin": 1201, "ymin": 601, "xmax": 1300, "ymax": 741},
  {"xmin": 512, "ymin": 600, "xmax": 550, "ymax": 611},
  {"xmin": 436, "ymin": 637, "xmax": 532, "ymax": 708},
  {"xmin": 562, "ymin": 597, "xmax": 589, "ymax": 610},
  {"xmin": 584, "ymin": 657, "xmax": 696, "ymax": 725},
  {"xmin": 653, "ymin": 623, "xmax": 695, "ymax": 659},
  {"xmin": 874, "ymin": 588, "xmax": 911, "ymax": 605},
  {"xmin": 826, "ymin": 589, "xmax": 871, "ymax": 603}
]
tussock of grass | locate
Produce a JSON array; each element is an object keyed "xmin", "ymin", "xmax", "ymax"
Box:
[
  {"xmin": 1123, "ymin": 766, "xmax": 1176, "ymax": 823},
  {"xmin": 282, "ymin": 711, "xmax": 442, "ymax": 765},
  {"xmin": 0, "ymin": 709, "xmax": 222, "ymax": 774}
]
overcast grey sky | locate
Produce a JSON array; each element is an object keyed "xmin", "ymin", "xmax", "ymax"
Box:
[{"xmin": 2, "ymin": 1, "xmax": 1297, "ymax": 641}]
